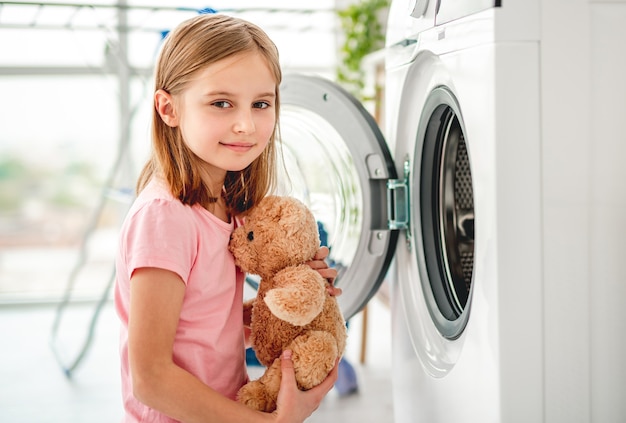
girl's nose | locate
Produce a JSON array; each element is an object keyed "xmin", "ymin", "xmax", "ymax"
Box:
[{"xmin": 233, "ymin": 109, "xmax": 255, "ymax": 134}]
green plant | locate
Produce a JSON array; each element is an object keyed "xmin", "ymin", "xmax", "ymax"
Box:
[{"xmin": 336, "ymin": 0, "xmax": 389, "ymax": 100}]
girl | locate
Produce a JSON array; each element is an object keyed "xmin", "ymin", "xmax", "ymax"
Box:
[{"xmin": 114, "ymin": 14, "xmax": 339, "ymax": 423}]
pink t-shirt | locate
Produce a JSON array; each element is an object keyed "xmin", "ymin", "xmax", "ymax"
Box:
[{"xmin": 114, "ymin": 178, "xmax": 248, "ymax": 422}]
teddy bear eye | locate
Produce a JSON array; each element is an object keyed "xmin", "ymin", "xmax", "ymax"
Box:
[{"xmin": 247, "ymin": 231, "xmax": 254, "ymax": 241}]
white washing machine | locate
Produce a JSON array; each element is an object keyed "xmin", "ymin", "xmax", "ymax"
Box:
[
  {"xmin": 385, "ymin": 1, "xmax": 626, "ymax": 422},
  {"xmin": 277, "ymin": 0, "xmax": 626, "ymax": 422},
  {"xmin": 387, "ymin": 2, "xmax": 543, "ymax": 422}
]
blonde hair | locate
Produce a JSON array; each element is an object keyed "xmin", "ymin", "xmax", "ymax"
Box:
[{"xmin": 137, "ymin": 13, "xmax": 282, "ymax": 215}]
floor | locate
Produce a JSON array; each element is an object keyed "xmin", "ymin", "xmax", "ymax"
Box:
[{"xmin": 0, "ymin": 296, "xmax": 393, "ymax": 422}]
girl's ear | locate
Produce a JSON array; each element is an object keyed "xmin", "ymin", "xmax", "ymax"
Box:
[{"xmin": 155, "ymin": 89, "xmax": 179, "ymax": 127}]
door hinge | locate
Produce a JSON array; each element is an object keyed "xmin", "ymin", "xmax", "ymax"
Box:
[
  {"xmin": 387, "ymin": 157, "xmax": 411, "ymax": 251},
  {"xmin": 386, "ymin": 157, "xmax": 412, "ymax": 249}
]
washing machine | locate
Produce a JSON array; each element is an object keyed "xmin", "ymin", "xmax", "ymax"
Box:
[
  {"xmin": 277, "ymin": 0, "xmax": 626, "ymax": 422},
  {"xmin": 385, "ymin": 1, "xmax": 626, "ymax": 422},
  {"xmin": 387, "ymin": 2, "xmax": 543, "ymax": 422}
]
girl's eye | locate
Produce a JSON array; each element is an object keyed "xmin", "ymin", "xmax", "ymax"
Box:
[
  {"xmin": 212, "ymin": 101, "xmax": 232, "ymax": 109},
  {"xmin": 253, "ymin": 101, "xmax": 270, "ymax": 109}
]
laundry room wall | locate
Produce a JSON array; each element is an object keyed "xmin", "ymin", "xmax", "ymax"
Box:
[
  {"xmin": 588, "ymin": 2, "xmax": 626, "ymax": 420},
  {"xmin": 541, "ymin": 1, "xmax": 626, "ymax": 420}
]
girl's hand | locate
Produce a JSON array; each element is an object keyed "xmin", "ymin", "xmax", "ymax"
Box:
[
  {"xmin": 306, "ymin": 246, "xmax": 342, "ymax": 297},
  {"xmin": 273, "ymin": 350, "xmax": 339, "ymax": 423}
]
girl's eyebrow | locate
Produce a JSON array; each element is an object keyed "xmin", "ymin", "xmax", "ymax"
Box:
[{"xmin": 203, "ymin": 91, "xmax": 276, "ymax": 98}]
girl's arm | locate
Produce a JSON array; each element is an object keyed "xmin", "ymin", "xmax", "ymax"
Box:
[{"xmin": 128, "ymin": 267, "xmax": 336, "ymax": 423}]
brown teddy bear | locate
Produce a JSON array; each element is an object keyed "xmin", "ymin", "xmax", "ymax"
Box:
[{"xmin": 229, "ymin": 195, "xmax": 347, "ymax": 412}]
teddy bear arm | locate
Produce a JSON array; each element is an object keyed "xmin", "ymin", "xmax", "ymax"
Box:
[{"xmin": 264, "ymin": 265, "xmax": 326, "ymax": 327}]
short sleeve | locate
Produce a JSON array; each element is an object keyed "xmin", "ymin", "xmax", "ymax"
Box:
[{"xmin": 121, "ymin": 198, "xmax": 198, "ymax": 284}]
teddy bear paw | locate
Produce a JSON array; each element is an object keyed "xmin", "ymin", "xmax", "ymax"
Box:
[{"xmin": 237, "ymin": 380, "xmax": 277, "ymax": 412}]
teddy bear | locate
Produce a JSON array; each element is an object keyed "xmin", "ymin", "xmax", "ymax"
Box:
[{"xmin": 229, "ymin": 195, "xmax": 347, "ymax": 412}]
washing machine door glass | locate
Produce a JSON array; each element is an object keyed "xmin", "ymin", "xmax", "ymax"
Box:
[
  {"xmin": 415, "ymin": 86, "xmax": 475, "ymax": 339},
  {"xmin": 277, "ymin": 74, "xmax": 398, "ymax": 320}
]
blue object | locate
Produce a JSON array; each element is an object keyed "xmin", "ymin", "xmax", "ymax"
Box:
[
  {"xmin": 245, "ymin": 347, "xmax": 262, "ymax": 367},
  {"xmin": 317, "ymin": 221, "xmax": 329, "ymax": 247},
  {"xmin": 197, "ymin": 7, "xmax": 218, "ymax": 14},
  {"xmin": 334, "ymin": 358, "xmax": 359, "ymax": 396}
]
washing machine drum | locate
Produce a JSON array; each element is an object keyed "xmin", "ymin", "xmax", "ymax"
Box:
[{"xmin": 416, "ymin": 87, "xmax": 475, "ymax": 340}]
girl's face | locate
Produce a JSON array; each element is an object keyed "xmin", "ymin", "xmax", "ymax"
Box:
[{"xmin": 159, "ymin": 51, "xmax": 277, "ymax": 182}]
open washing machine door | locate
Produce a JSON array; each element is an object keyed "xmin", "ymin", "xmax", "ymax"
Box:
[{"xmin": 278, "ymin": 74, "xmax": 401, "ymax": 320}]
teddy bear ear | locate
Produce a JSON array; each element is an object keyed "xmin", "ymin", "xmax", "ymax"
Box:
[{"xmin": 279, "ymin": 199, "xmax": 317, "ymax": 238}]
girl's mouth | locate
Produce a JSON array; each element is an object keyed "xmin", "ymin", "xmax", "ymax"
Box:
[{"xmin": 220, "ymin": 142, "xmax": 254, "ymax": 153}]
